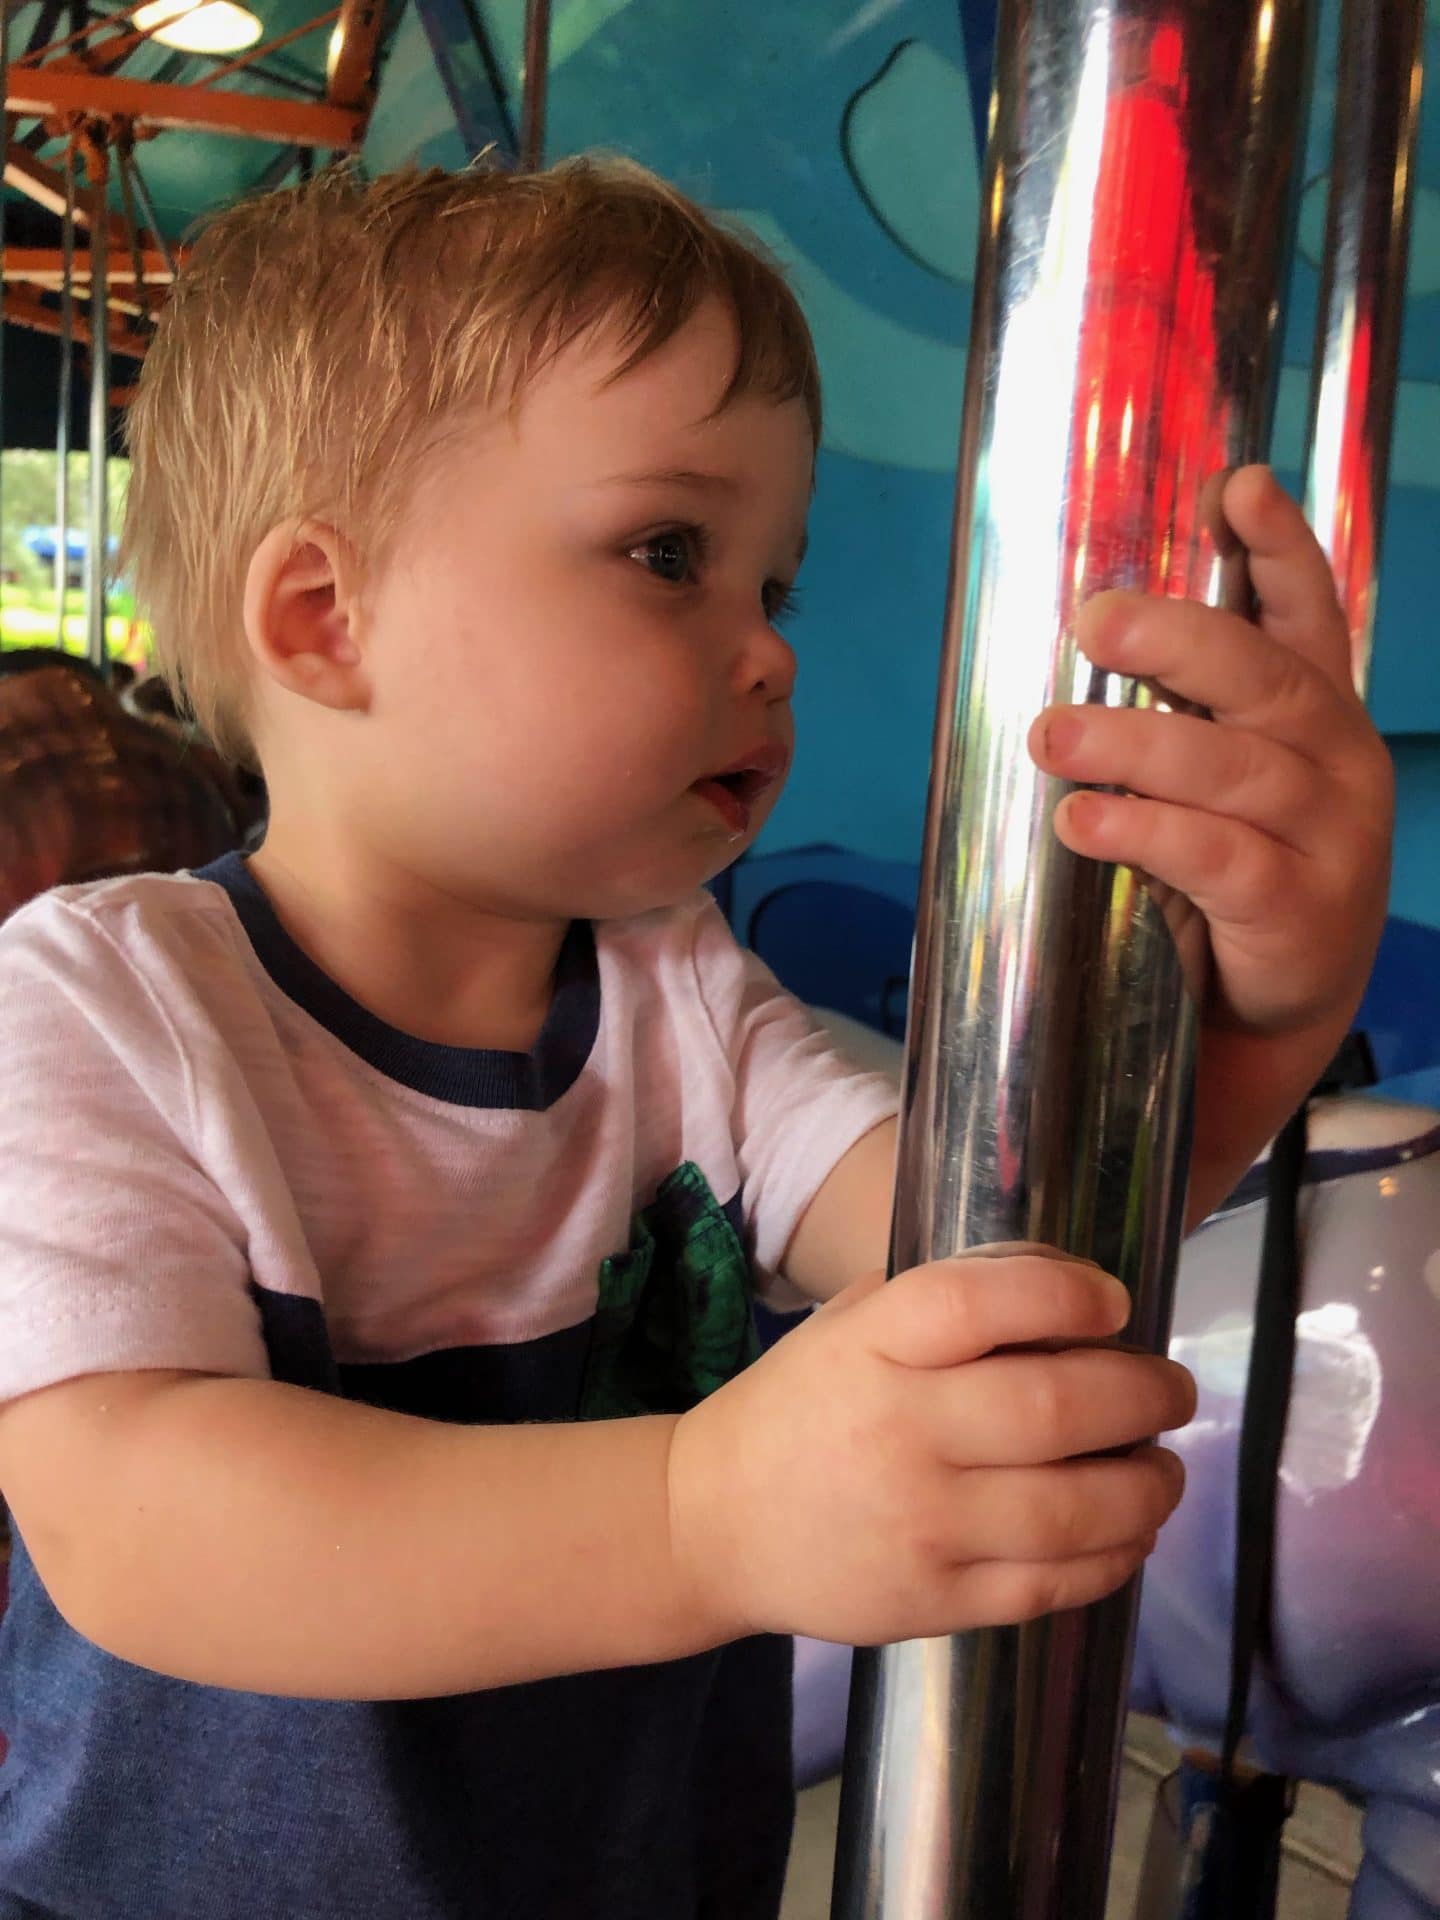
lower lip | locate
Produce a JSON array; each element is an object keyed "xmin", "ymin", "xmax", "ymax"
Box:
[{"xmin": 693, "ymin": 778, "xmax": 754, "ymax": 835}]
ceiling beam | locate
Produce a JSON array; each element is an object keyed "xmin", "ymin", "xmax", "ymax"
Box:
[
  {"xmin": 5, "ymin": 283, "xmax": 148, "ymax": 362},
  {"xmin": 3, "ymin": 145, "xmax": 132, "ymax": 247},
  {"xmin": 326, "ymin": 0, "xmax": 384, "ymax": 109},
  {"xmin": 4, "ymin": 245, "xmax": 178, "ymax": 282},
  {"xmin": 5, "ymin": 68, "xmax": 363, "ymax": 146}
]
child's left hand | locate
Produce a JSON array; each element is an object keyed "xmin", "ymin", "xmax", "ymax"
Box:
[{"xmin": 1027, "ymin": 465, "xmax": 1393, "ymax": 1045}]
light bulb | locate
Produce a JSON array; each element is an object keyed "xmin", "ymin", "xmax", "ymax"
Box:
[{"xmin": 132, "ymin": 0, "xmax": 263, "ymax": 54}]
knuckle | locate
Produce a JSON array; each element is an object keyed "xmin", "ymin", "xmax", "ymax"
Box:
[
  {"xmin": 1041, "ymin": 1482, "xmax": 1088, "ymax": 1560},
  {"xmin": 1024, "ymin": 1363, "xmax": 1068, "ymax": 1444},
  {"xmin": 1268, "ymin": 645, "xmax": 1315, "ymax": 718},
  {"xmin": 901, "ymin": 1493, "xmax": 956, "ymax": 1580},
  {"xmin": 934, "ymin": 1267, "xmax": 982, "ymax": 1344},
  {"xmin": 1190, "ymin": 819, "xmax": 1236, "ymax": 891}
]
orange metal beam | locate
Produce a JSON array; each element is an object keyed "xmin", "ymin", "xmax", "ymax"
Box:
[
  {"xmin": 2, "ymin": 147, "xmax": 132, "ymax": 246},
  {"xmin": 327, "ymin": 0, "xmax": 385, "ymax": 109},
  {"xmin": 4, "ymin": 246, "xmax": 178, "ymax": 283},
  {"xmin": 6, "ymin": 69, "xmax": 363, "ymax": 147},
  {"xmin": 5, "ymin": 284, "xmax": 148, "ymax": 362}
]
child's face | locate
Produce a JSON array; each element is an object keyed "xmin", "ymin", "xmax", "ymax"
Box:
[{"xmin": 353, "ymin": 299, "xmax": 812, "ymax": 923}]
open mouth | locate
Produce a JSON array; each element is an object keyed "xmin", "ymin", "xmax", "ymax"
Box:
[
  {"xmin": 706, "ymin": 767, "xmax": 775, "ymax": 805},
  {"xmin": 691, "ymin": 743, "xmax": 788, "ymax": 836}
]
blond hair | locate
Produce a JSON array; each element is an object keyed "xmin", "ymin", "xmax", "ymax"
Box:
[{"xmin": 122, "ymin": 156, "xmax": 822, "ymax": 764}]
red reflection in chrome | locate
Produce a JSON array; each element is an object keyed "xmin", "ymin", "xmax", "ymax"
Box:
[{"xmin": 1064, "ymin": 20, "xmax": 1229, "ymax": 629}]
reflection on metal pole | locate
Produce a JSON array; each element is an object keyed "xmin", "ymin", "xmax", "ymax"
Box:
[
  {"xmin": 55, "ymin": 141, "xmax": 78, "ymax": 648},
  {"xmin": 520, "ymin": 0, "xmax": 550, "ymax": 170},
  {"xmin": 1303, "ymin": 0, "xmax": 1426, "ymax": 697},
  {"xmin": 84, "ymin": 139, "xmax": 111, "ymax": 679},
  {"xmin": 831, "ymin": 4, "xmax": 1316, "ymax": 1917}
]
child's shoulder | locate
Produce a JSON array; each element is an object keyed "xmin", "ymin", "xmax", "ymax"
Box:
[
  {"xmin": 3, "ymin": 865, "xmax": 238, "ymax": 944},
  {"xmin": 0, "ymin": 867, "xmax": 253, "ymax": 1011}
]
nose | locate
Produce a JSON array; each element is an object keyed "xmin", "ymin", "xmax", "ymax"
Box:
[{"xmin": 735, "ymin": 613, "xmax": 798, "ymax": 705}]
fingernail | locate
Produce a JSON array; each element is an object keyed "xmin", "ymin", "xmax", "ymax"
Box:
[
  {"xmin": 1061, "ymin": 791, "xmax": 1108, "ymax": 837},
  {"xmin": 1043, "ymin": 713, "xmax": 1083, "ymax": 759}
]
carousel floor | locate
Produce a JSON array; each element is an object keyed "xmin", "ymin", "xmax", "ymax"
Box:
[{"xmin": 780, "ymin": 1714, "xmax": 1363, "ymax": 1919}]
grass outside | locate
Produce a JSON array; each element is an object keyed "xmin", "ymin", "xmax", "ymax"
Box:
[{"xmin": 0, "ymin": 586, "xmax": 149, "ymax": 669}]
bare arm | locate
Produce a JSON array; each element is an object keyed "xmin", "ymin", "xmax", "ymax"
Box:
[
  {"xmin": 780, "ymin": 1118, "xmax": 896, "ymax": 1302},
  {"xmin": 0, "ymin": 1369, "xmax": 719, "ymax": 1700},
  {"xmin": 783, "ymin": 1012, "xmax": 1344, "ymax": 1306},
  {"xmin": 0, "ymin": 1260, "xmax": 1200, "ymax": 1693}
]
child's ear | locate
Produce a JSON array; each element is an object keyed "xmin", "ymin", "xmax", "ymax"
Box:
[{"xmin": 242, "ymin": 520, "xmax": 369, "ymax": 714}]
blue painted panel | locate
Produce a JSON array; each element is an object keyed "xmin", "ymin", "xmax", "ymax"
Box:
[
  {"xmin": 761, "ymin": 448, "xmax": 950, "ymax": 867},
  {"xmin": 1389, "ymin": 739, "xmax": 1440, "ymax": 931},
  {"xmin": 1369, "ymin": 491, "xmax": 1440, "ymax": 736}
]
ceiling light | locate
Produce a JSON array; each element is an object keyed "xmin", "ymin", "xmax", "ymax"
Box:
[{"xmin": 132, "ymin": 0, "xmax": 263, "ymax": 54}]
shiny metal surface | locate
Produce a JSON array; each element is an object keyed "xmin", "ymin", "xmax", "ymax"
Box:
[
  {"xmin": 54, "ymin": 143, "xmax": 77, "ymax": 645},
  {"xmin": 1303, "ymin": 0, "xmax": 1425, "ymax": 696},
  {"xmin": 84, "ymin": 147, "xmax": 110, "ymax": 678},
  {"xmin": 831, "ymin": 3, "xmax": 1317, "ymax": 1915}
]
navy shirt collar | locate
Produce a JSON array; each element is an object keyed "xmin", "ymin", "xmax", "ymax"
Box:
[{"xmin": 197, "ymin": 852, "xmax": 599, "ymax": 1111}]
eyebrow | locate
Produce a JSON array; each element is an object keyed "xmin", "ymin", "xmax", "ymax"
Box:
[
  {"xmin": 597, "ymin": 467, "xmax": 809, "ymax": 566},
  {"xmin": 598, "ymin": 466, "xmax": 742, "ymax": 494}
]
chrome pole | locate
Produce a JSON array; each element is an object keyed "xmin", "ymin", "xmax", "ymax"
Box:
[
  {"xmin": 84, "ymin": 139, "xmax": 111, "ymax": 678},
  {"xmin": 1303, "ymin": 0, "xmax": 1425, "ymax": 697},
  {"xmin": 831, "ymin": 4, "xmax": 1317, "ymax": 1917},
  {"xmin": 55, "ymin": 140, "xmax": 78, "ymax": 649}
]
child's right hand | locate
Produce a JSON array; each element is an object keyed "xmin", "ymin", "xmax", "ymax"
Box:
[{"xmin": 666, "ymin": 1248, "xmax": 1196, "ymax": 1648}]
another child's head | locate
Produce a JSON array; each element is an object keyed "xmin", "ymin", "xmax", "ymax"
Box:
[{"xmin": 124, "ymin": 158, "xmax": 820, "ymax": 919}]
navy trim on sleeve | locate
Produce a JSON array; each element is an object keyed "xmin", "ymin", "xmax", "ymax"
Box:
[{"xmin": 195, "ymin": 852, "xmax": 600, "ymax": 1111}]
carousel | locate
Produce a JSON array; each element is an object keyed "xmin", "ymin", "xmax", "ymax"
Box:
[{"xmin": 1, "ymin": 2, "xmax": 1438, "ymax": 1916}]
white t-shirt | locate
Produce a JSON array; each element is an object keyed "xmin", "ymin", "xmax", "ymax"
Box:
[{"xmin": 0, "ymin": 852, "xmax": 899, "ymax": 1920}]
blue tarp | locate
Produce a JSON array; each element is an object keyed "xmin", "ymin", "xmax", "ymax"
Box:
[{"xmin": 20, "ymin": 527, "xmax": 118, "ymax": 565}]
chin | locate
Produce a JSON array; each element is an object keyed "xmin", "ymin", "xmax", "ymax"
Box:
[{"xmin": 567, "ymin": 845, "xmax": 747, "ymax": 923}]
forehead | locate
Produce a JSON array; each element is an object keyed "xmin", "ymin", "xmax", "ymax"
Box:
[
  {"xmin": 513, "ymin": 300, "xmax": 814, "ymax": 480},
  {"xmin": 400, "ymin": 299, "xmax": 815, "ymax": 552}
]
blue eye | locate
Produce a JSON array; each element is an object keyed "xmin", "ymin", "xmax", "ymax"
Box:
[{"xmin": 630, "ymin": 528, "xmax": 702, "ymax": 584}]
